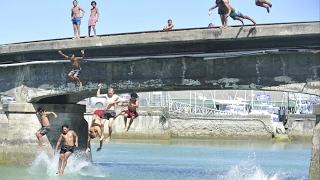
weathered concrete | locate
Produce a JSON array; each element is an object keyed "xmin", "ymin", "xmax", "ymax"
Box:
[
  {"xmin": 0, "ymin": 22, "xmax": 319, "ymax": 61},
  {"xmin": 0, "ymin": 103, "xmax": 91, "ymax": 165},
  {"xmin": 1, "ymin": 52, "xmax": 320, "ymax": 104},
  {"xmin": 84, "ymin": 106, "xmax": 170, "ymax": 140},
  {"xmin": 285, "ymin": 114, "xmax": 316, "ymax": 141},
  {"xmin": 309, "ymin": 123, "xmax": 320, "ymax": 180}
]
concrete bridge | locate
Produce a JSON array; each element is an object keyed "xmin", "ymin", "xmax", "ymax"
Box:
[{"xmin": 0, "ymin": 21, "xmax": 319, "ymax": 103}]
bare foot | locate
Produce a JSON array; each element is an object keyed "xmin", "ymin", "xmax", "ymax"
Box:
[
  {"xmin": 223, "ymin": 26, "xmax": 229, "ymax": 29},
  {"xmin": 72, "ymin": 37, "xmax": 77, "ymax": 40},
  {"xmin": 124, "ymin": 126, "xmax": 127, "ymax": 132},
  {"xmin": 219, "ymin": 26, "xmax": 225, "ymax": 29},
  {"xmin": 97, "ymin": 147, "xmax": 102, "ymax": 151},
  {"xmin": 105, "ymin": 136, "xmax": 111, "ymax": 142},
  {"xmin": 56, "ymin": 171, "xmax": 60, "ymax": 175},
  {"xmin": 93, "ymin": 35, "xmax": 97, "ymax": 38},
  {"xmin": 79, "ymin": 82, "xmax": 83, "ymax": 88},
  {"xmin": 99, "ymin": 135, "xmax": 104, "ymax": 141},
  {"xmin": 77, "ymin": 36, "xmax": 80, "ymax": 39},
  {"xmin": 85, "ymin": 36, "xmax": 90, "ymax": 38},
  {"xmin": 125, "ymin": 127, "xmax": 129, "ymax": 132},
  {"xmin": 59, "ymin": 172, "xmax": 63, "ymax": 176},
  {"xmin": 85, "ymin": 148, "xmax": 91, "ymax": 153},
  {"xmin": 269, "ymin": 2, "xmax": 272, "ymax": 8},
  {"xmin": 38, "ymin": 146, "xmax": 42, "ymax": 151}
]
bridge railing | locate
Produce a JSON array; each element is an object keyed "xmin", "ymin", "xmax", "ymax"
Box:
[{"xmin": 168, "ymin": 101, "xmax": 235, "ymax": 116}]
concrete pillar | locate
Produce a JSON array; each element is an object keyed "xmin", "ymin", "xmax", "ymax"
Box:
[
  {"xmin": 309, "ymin": 104, "xmax": 320, "ymax": 180},
  {"xmin": 0, "ymin": 103, "xmax": 91, "ymax": 165}
]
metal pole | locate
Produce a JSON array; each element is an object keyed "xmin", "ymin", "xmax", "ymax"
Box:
[{"xmin": 214, "ymin": 90, "xmax": 216, "ymax": 109}]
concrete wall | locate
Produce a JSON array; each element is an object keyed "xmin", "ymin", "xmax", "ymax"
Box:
[
  {"xmin": 84, "ymin": 106, "xmax": 170, "ymax": 140},
  {"xmin": 286, "ymin": 114, "xmax": 316, "ymax": 141},
  {"xmin": 0, "ymin": 103, "xmax": 91, "ymax": 165},
  {"xmin": 309, "ymin": 123, "xmax": 320, "ymax": 180}
]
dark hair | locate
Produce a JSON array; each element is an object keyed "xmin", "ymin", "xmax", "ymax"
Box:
[
  {"xmin": 62, "ymin": 124, "xmax": 69, "ymax": 130},
  {"xmin": 216, "ymin": 0, "xmax": 224, "ymax": 4},
  {"xmin": 68, "ymin": 54, "xmax": 74, "ymax": 58},
  {"xmin": 89, "ymin": 132, "xmax": 96, "ymax": 139},
  {"xmin": 91, "ymin": 1, "xmax": 96, "ymax": 5},
  {"xmin": 37, "ymin": 107, "xmax": 44, "ymax": 113},
  {"xmin": 168, "ymin": 19, "xmax": 172, "ymax": 23},
  {"xmin": 73, "ymin": 0, "xmax": 78, "ymax": 3},
  {"xmin": 131, "ymin": 93, "xmax": 138, "ymax": 98}
]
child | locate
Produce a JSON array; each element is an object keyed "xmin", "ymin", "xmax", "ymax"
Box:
[
  {"xmin": 255, "ymin": 0, "xmax": 272, "ymax": 13},
  {"xmin": 118, "ymin": 93, "xmax": 139, "ymax": 132},
  {"xmin": 163, "ymin": 19, "xmax": 174, "ymax": 31},
  {"xmin": 71, "ymin": 0, "xmax": 85, "ymax": 39},
  {"xmin": 58, "ymin": 49, "xmax": 85, "ymax": 88},
  {"xmin": 54, "ymin": 125, "xmax": 78, "ymax": 176},
  {"xmin": 36, "ymin": 107, "xmax": 57, "ymax": 151},
  {"xmin": 86, "ymin": 1, "xmax": 100, "ymax": 38}
]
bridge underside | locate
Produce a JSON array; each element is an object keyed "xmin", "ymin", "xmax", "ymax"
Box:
[{"xmin": 1, "ymin": 52, "xmax": 319, "ymax": 103}]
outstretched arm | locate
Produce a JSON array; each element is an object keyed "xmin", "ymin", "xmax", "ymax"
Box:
[
  {"xmin": 58, "ymin": 50, "xmax": 69, "ymax": 59},
  {"xmin": 46, "ymin": 111, "xmax": 57, "ymax": 118},
  {"xmin": 77, "ymin": 50, "xmax": 85, "ymax": 60},
  {"xmin": 96, "ymin": 84, "xmax": 106, "ymax": 98},
  {"xmin": 209, "ymin": 4, "xmax": 218, "ymax": 11},
  {"xmin": 54, "ymin": 134, "xmax": 63, "ymax": 155}
]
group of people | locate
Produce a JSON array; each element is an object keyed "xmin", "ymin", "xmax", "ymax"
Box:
[
  {"xmin": 209, "ymin": 0, "xmax": 273, "ymax": 29},
  {"xmin": 35, "ymin": 86, "xmax": 139, "ymax": 176}
]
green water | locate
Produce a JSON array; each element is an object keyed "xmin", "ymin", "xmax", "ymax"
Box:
[{"xmin": 0, "ymin": 139, "xmax": 312, "ymax": 180}]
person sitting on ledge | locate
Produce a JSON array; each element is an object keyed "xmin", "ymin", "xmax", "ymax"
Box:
[{"xmin": 163, "ymin": 19, "xmax": 174, "ymax": 31}]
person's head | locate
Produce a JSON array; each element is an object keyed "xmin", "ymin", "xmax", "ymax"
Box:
[
  {"xmin": 62, "ymin": 124, "xmax": 69, "ymax": 134},
  {"xmin": 130, "ymin": 92, "xmax": 138, "ymax": 101},
  {"xmin": 89, "ymin": 131, "xmax": 96, "ymax": 139},
  {"xmin": 73, "ymin": 0, "xmax": 78, "ymax": 6},
  {"xmin": 68, "ymin": 54, "xmax": 75, "ymax": 59},
  {"xmin": 37, "ymin": 107, "xmax": 44, "ymax": 115},
  {"xmin": 108, "ymin": 88, "xmax": 114, "ymax": 96},
  {"xmin": 91, "ymin": 1, "xmax": 97, "ymax": 7},
  {"xmin": 216, "ymin": 0, "xmax": 224, "ymax": 5},
  {"xmin": 168, "ymin": 19, "xmax": 172, "ymax": 25}
]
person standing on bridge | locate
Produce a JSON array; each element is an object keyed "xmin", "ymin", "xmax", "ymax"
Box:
[
  {"xmin": 58, "ymin": 49, "xmax": 85, "ymax": 88},
  {"xmin": 163, "ymin": 19, "xmax": 174, "ymax": 30},
  {"xmin": 71, "ymin": 0, "xmax": 85, "ymax": 39},
  {"xmin": 209, "ymin": 0, "xmax": 229, "ymax": 29},
  {"xmin": 86, "ymin": 1, "xmax": 100, "ymax": 38},
  {"xmin": 54, "ymin": 124, "xmax": 78, "ymax": 176},
  {"xmin": 255, "ymin": 0, "xmax": 272, "ymax": 13},
  {"xmin": 96, "ymin": 84, "xmax": 121, "ymax": 142},
  {"xmin": 36, "ymin": 107, "xmax": 57, "ymax": 151}
]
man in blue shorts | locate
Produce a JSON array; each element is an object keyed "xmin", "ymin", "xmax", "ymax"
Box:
[{"xmin": 71, "ymin": 0, "xmax": 85, "ymax": 39}]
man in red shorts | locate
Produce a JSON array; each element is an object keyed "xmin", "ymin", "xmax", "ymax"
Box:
[{"xmin": 118, "ymin": 93, "xmax": 139, "ymax": 132}]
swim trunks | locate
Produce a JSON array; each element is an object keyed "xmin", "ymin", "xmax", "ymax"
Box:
[
  {"xmin": 70, "ymin": 68, "xmax": 82, "ymax": 76},
  {"xmin": 230, "ymin": 9, "xmax": 244, "ymax": 19},
  {"xmin": 60, "ymin": 145, "xmax": 75, "ymax": 154},
  {"xmin": 218, "ymin": 7, "xmax": 226, "ymax": 15},
  {"xmin": 72, "ymin": 17, "xmax": 81, "ymax": 25},
  {"xmin": 125, "ymin": 110, "xmax": 139, "ymax": 118},
  {"xmin": 37, "ymin": 126, "xmax": 50, "ymax": 136},
  {"xmin": 88, "ymin": 16, "xmax": 97, "ymax": 26},
  {"xmin": 94, "ymin": 110, "xmax": 105, "ymax": 118},
  {"xmin": 103, "ymin": 110, "xmax": 116, "ymax": 119}
]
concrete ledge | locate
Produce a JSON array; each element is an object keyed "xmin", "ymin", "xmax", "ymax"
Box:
[{"xmin": 3, "ymin": 103, "xmax": 85, "ymax": 113}]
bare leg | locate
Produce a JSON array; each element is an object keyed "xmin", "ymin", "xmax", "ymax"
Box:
[
  {"xmin": 124, "ymin": 114, "xmax": 128, "ymax": 131},
  {"xmin": 36, "ymin": 132, "xmax": 43, "ymax": 151},
  {"xmin": 219, "ymin": 15, "xmax": 225, "ymax": 29},
  {"xmin": 105, "ymin": 118, "xmax": 114, "ymax": 142},
  {"xmin": 224, "ymin": 14, "xmax": 229, "ymax": 29},
  {"xmin": 243, "ymin": 15, "xmax": 257, "ymax": 25},
  {"xmin": 60, "ymin": 152, "xmax": 72, "ymax": 176},
  {"xmin": 77, "ymin": 24, "xmax": 81, "ymax": 39},
  {"xmin": 100, "ymin": 119, "xmax": 106, "ymax": 141},
  {"xmin": 56, "ymin": 154, "xmax": 64, "ymax": 174},
  {"xmin": 73, "ymin": 74, "xmax": 82, "ymax": 88},
  {"xmin": 86, "ymin": 26, "xmax": 91, "ymax": 38},
  {"xmin": 256, "ymin": 0, "xmax": 272, "ymax": 12},
  {"xmin": 92, "ymin": 26, "xmax": 97, "ymax": 38},
  {"xmin": 233, "ymin": 17, "xmax": 244, "ymax": 25},
  {"xmin": 68, "ymin": 73, "xmax": 75, "ymax": 81},
  {"xmin": 126, "ymin": 116, "xmax": 135, "ymax": 132},
  {"xmin": 72, "ymin": 24, "xmax": 77, "ymax": 39}
]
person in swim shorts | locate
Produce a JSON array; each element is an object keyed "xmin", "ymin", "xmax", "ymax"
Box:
[
  {"xmin": 117, "ymin": 93, "xmax": 139, "ymax": 132},
  {"xmin": 86, "ymin": 1, "xmax": 100, "ymax": 38},
  {"xmin": 58, "ymin": 49, "xmax": 85, "ymax": 88},
  {"xmin": 229, "ymin": 8, "xmax": 256, "ymax": 25},
  {"xmin": 71, "ymin": 0, "xmax": 85, "ymax": 39},
  {"xmin": 209, "ymin": 0, "xmax": 229, "ymax": 29},
  {"xmin": 36, "ymin": 107, "xmax": 57, "ymax": 151},
  {"xmin": 255, "ymin": 0, "xmax": 272, "ymax": 13},
  {"xmin": 54, "ymin": 124, "xmax": 78, "ymax": 176}
]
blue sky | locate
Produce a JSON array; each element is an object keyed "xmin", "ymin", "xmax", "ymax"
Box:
[{"xmin": 0, "ymin": 0, "xmax": 319, "ymax": 44}]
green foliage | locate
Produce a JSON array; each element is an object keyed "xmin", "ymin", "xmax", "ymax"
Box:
[{"xmin": 159, "ymin": 108, "xmax": 170, "ymax": 124}]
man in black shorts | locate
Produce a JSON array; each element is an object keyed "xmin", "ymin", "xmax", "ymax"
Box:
[
  {"xmin": 54, "ymin": 124, "xmax": 78, "ymax": 176},
  {"xmin": 36, "ymin": 107, "xmax": 57, "ymax": 151},
  {"xmin": 209, "ymin": 0, "xmax": 229, "ymax": 29}
]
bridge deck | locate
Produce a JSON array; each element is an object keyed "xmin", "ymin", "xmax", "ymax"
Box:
[{"xmin": 0, "ymin": 21, "xmax": 319, "ymax": 63}]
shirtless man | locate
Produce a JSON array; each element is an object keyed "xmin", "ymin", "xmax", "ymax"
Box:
[
  {"xmin": 36, "ymin": 107, "xmax": 57, "ymax": 151},
  {"xmin": 71, "ymin": 0, "xmax": 85, "ymax": 39},
  {"xmin": 118, "ymin": 93, "xmax": 139, "ymax": 132},
  {"xmin": 86, "ymin": 1, "xmax": 100, "ymax": 38},
  {"xmin": 85, "ymin": 109, "xmax": 125, "ymax": 153},
  {"xmin": 255, "ymin": 0, "xmax": 272, "ymax": 13},
  {"xmin": 96, "ymin": 84, "xmax": 120, "ymax": 142},
  {"xmin": 54, "ymin": 125, "xmax": 78, "ymax": 176},
  {"xmin": 210, "ymin": 0, "xmax": 256, "ymax": 26},
  {"xmin": 209, "ymin": 0, "xmax": 229, "ymax": 29},
  {"xmin": 163, "ymin": 19, "xmax": 174, "ymax": 31},
  {"xmin": 58, "ymin": 49, "xmax": 85, "ymax": 88}
]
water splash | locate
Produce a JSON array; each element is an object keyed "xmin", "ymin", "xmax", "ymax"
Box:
[{"xmin": 28, "ymin": 151, "xmax": 107, "ymax": 178}]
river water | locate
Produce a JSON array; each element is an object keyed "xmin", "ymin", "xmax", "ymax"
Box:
[{"xmin": 0, "ymin": 139, "xmax": 311, "ymax": 180}]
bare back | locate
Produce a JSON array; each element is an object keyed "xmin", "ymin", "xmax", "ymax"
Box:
[{"xmin": 62, "ymin": 130, "xmax": 76, "ymax": 146}]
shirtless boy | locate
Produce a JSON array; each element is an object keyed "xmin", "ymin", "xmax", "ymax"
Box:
[
  {"xmin": 36, "ymin": 107, "xmax": 57, "ymax": 151},
  {"xmin": 54, "ymin": 125, "xmax": 78, "ymax": 176},
  {"xmin": 209, "ymin": 0, "xmax": 229, "ymax": 29},
  {"xmin": 58, "ymin": 49, "xmax": 85, "ymax": 88},
  {"xmin": 85, "ymin": 108, "xmax": 125, "ymax": 153},
  {"xmin": 255, "ymin": 0, "xmax": 272, "ymax": 13},
  {"xmin": 96, "ymin": 84, "xmax": 120, "ymax": 142},
  {"xmin": 163, "ymin": 19, "xmax": 174, "ymax": 31},
  {"xmin": 87, "ymin": 1, "xmax": 100, "ymax": 38},
  {"xmin": 71, "ymin": 0, "xmax": 85, "ymax": 39},
  {"xmin": 210, "ymin": 0, "xmax": 256, "ymax": 26},
  {"xmin": 119, "ymin": 93, "xmax": 139, "ymax": 132}
]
